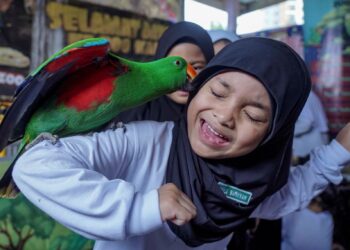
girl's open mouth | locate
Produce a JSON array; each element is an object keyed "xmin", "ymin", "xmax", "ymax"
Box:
[{"xmin": 200, "ymin": 119, "xmax": 229, "ymax": 146}]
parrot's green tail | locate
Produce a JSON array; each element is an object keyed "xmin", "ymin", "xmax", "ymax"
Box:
[{"xmin": 0, "ymin": 142, "xmax": 26, "ymax": 199}]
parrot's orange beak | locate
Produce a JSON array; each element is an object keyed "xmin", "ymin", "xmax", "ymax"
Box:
[
  {"xmin": 186, "ymin": 64, "xmax": 197, "ymax": 82},
  {"xmin": 179, "ymin": 64, "xmax": 197, "ymax": 92}
]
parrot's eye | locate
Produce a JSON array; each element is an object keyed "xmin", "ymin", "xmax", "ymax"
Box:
[{"xmin": 174, "ymin": 60, "xmax": 182, "ymax": 67}]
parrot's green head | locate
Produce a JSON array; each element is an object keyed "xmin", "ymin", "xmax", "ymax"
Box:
[{"xmin": 109, "ymin": 54, "xmax": 197, "ymax": 111}]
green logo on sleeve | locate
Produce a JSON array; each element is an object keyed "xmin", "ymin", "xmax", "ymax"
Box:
[{"xmin": 218, "ymin": 182, "xmax": 252, "ymax": 205}]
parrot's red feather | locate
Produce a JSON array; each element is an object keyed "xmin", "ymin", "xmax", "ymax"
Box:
[
  {"xmin": 56, "ymin": 63, "xmax": 117, "ymax": 111},
  {"xmin": 46, "ymin": 46, "xmax": 108, "ymax": 74}
]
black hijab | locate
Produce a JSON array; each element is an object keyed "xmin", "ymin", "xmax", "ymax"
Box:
[
  {"xmin": 115, "ymin": 21, "xmax": 214, "ymax": 123},
  {"xmin": 166, "ymin": 37, "xmax": 311, "ymax": 246}
]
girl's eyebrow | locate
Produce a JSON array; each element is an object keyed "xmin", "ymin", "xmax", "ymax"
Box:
[
  {"xmin": 217, "ymin": 77, "xmax": 269, "ymax": 112},
  {"xmin": 190, "ymin": 60, "xmax": 206, "ymax": 64},
  {"xmin": 217, "ymin": 77, "xmax": 231, "ymax": 89},
  {"xmin": 248, "ymin": 100, "xmax": 269, "ymax": 112}
]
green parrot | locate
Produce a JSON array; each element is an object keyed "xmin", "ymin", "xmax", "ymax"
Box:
[{"xmin": 0, "ymin": 37, "xmax": 196, "ymax": 198}]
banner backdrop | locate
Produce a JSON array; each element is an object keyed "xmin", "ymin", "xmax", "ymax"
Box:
[
  {"xmin": 82, "ymin": 0, "xmax": 180, "ymax": 22},
  {"xmin": 45, "ymin": 1, "xmax": 171, "ymax": 60}
]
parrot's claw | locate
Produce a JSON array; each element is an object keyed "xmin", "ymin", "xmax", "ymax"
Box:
[
  {"xmin": 25, "ymin": 132, "xmax": 59, "ymax": 150},
  {"xmin": 107, "ymin": 121, "xmax": 126, "ymax": 132}
]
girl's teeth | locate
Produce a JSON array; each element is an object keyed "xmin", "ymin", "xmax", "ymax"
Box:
[
  {"xmin": 201, "ymin": 121, "xmax": 229, "ymax": 145},
  {"xmin": 207, "ymin": 124, "xmax": 225, "ymax": 138}
]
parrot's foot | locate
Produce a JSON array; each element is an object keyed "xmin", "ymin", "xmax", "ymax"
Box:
[
  {"xmin": 107, "ymin": 121, "xmax": 126, "ymax": 132},
  {"xmin": 25, "ymin": 132, "xmax": 59, "ymax": 150}
]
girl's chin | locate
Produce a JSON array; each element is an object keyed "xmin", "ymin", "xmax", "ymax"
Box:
[{"xmin": 191, "ymin": 144, "xmax": 227, "ymax": 159}]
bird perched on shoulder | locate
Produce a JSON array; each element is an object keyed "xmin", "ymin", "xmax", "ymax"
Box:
[{"xmin": 0, "ymin": 37, "xmax": 196, "ymax": 198}]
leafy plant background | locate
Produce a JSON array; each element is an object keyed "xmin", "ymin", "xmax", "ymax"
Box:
[{"xmin": 0, "ymin": 162, "xmax": 93, "ymax": 250}]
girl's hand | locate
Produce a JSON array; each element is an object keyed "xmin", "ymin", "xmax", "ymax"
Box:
[
  {"xmin": 336, "ymin": 122, "xmax": 350, "ymax": 152},
  {"xmin": 158, "ymin": 183, "xmax": 197, "ymax": 226}
]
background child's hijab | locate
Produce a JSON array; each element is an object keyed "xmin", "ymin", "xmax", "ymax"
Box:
[
  {"xmin": 154, "ymin": 21, "xmax": 214, "ymax": 62},
  {"xmin": 115, "ymin": 21, "xmax": 214, "ymax": 123},
  {"xmin": 166, "ymin": 37, "xmax": 311, "ymax": 246}
]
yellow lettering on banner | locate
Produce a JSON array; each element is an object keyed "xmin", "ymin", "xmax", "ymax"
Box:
[
  {"xmin": 134, "ymin": 40, "xmax": 157, "ymax": 55},
  {"xmin": 141, "ymin": 22, "xmax": 168, "ymax": 40},
  {"xmin": 110, "ymin": 36, "xmax": 121, "ymax": 51},
  {"xmin": 103, "ymin": 14, "xmax": 118, "ymax": 35},
  {"xmin": 109, "ymin": 37, "xmax": 131, "ymax": 54},
  {"xmin": 105, "ymin": 17, "xmax": 141, "ymax": 38},
  {"xmin": 128, "ymin": 19, "xmax": 142, "ymax": 38},
  {"xmin": 151, "ymin": 23, "xmax": 168, "ymax": 39},
  {"xmin": 67, "ymin": 33, "xmax": 94, "ymax": 44},
  {"xmin": 46, "ymin": 2, "xmax": 89, "ymax": 32},
  {"xmin": 46, "ymin": 2, "xmax": 165, "ymax": 57},
  {"xmin": 121, "ymin": 38, "xmax": 131, "ymax": 53},
  {"xmin": 134, "ymin": 40, "xmax": 143, "ymax": 54},
  {"xmin": 62, "ymin": 5, "xmax": 82, "ymax": 31},
  {"xmin": 77, "ymin": 9, "xmax": 89, "ymax": 33},
  {"xmin": 90, "ymin": 12, "xmax": 104, "ymax": 34},
  {"xmin": 141, "ymin": 21, "xmax": 151, "ymax": 39},
  {"xmin": 147, "ymin": 41, "xmax": 157, "ymax": 55},
  {"xmin": 121, "ymin": 18, "xmax": 132, "ymax": 37},
  {"xmin": 46, "ymin": 2, "xmax": 63, "ymax": 29}
]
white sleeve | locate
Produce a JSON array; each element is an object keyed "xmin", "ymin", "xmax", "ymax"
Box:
[
  {"xmin": 13, "ymin": 126, "xmax": 163, "ymax": 241},
  {"xmin": 250, "ymin": 139, "xmax": 350, "ymax": 219}
]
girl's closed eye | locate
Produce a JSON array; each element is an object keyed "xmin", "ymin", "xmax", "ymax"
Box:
[
  {"xmin": 210, "ymin": 87, "xmax": 226, "ymax": 98},
  {"xmin": 244, "ymin": 110, "xmax": 268, "ymax": 124}
]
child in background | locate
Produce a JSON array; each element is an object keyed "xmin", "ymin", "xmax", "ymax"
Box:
[
  {"xmin": 208, "ymin": 29, "xmax": 240, "ymax": 54},
  {"xmin": 292, "ymin": 90, "xmax": 329, "ymax": 165},
  {"xmin": 12, "ymin": 37, "xmax": 350, "ymax": 250},
  {"xmin": 281, "ymin": 90, "xmax": 332, "ymax": 250},
  {"xmin": 115, "ymin": 21, "xmax": 214, "ymax": 123}
]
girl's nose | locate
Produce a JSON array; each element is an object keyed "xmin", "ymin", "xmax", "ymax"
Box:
[{"xmin": 213, "ymin": 109, "xmax": 235, "ymax": 129}]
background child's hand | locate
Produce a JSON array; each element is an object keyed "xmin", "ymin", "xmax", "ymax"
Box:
[
  {"xmin": 158, "ymin": 183, "xmax": 197, "ymax": 226},
  {"xmin": 336, "ymin": 122, "xmax": 350, "ymax": 152}
]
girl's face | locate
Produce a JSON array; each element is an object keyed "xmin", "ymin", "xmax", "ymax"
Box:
[
  {"xmin": 166, "ymin": 43, "xmax": 207, "ymax": 105},
  {"xmin": 187, "ymin": 71, "xmax": 272, "ymax": 159},
  {"xmin": 213, "ymin": 40, "xmax": 230, "ymax": 54}
]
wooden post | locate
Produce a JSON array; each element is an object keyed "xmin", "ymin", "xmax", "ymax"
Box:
[{"xmin": 30, "ymin": 0, "xmax": 64, "ymax": 71}]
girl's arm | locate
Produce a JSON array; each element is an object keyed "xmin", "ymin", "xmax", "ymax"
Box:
[
  {"xmin": 12, "ymin": 122, "xmax": 172, "ymax": 241},
  {"xmin": 250, "ymin": 138, "xmax": 350, "ymax": 219}
]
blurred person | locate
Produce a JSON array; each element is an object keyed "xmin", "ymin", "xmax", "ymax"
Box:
[
  {"xmin": 292, "ymin": 90, "xmax": 329, "ymax": 165},
  {"xmin": 281, "ymin": 90, "xmax": 332, "ymax": 250},
  {"xmin": 208, "ymin": 29, "xmax": 240, "ymax": 54},
  {"xmin": 0, "ymin": 0, "xmax": 13, "ymax": 12},
  {"xmin": 281, "ymin": 196, "xmax": 334, "ymax": 250}
]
